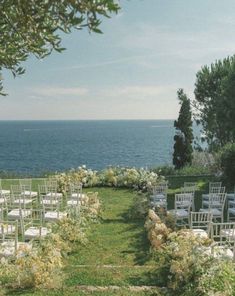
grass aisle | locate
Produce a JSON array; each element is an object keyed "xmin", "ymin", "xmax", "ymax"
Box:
[{"xmin": 65, "ymin": 188, "xmax": 157, "ymax": 292}]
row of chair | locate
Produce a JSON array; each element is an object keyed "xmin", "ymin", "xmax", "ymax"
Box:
[
  {"xmin": 150, "ymin": 181, "xmax": 235, "ymax": 222},
  {"xmin": 190, "ymin": 212, "xmax": 235, "ymax": 260},
  {"xmin": 0, "ymin": 179, "xmax": 86, "ymax": 258}
]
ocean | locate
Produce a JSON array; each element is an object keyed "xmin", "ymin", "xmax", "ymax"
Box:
[{"xmin": 0, "ymin": 120, "xmax": 177, "ymax": 175}]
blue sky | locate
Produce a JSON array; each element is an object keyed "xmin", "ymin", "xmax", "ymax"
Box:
[{"xmin": 1, "ymin": 0, "xmax": 235, "ymax": 120}]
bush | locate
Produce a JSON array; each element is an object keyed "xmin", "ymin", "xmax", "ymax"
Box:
[
  {"xmin": 219, "ymin": 143, "xmax": 235, "ymax": 185},
  {"xmin": 55, "ymin": 166, "xmax": 163, "ymax": 193},
  {"xmin": 152, "ymin": 152, "xmax": 217, "ymax": 177},
  {"xmin": 53, "ymin": 217, "xmax": 87, "ymax": 246},
  {"xmin": 145, "ymin": 212, "xmax": 235, "ymax": 295}
]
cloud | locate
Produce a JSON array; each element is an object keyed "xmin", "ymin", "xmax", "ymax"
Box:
[
  {"xmin": 101, "ymin": 85, "xmax": 177, "ymax": 100},
  {"xmin": 30, "ymin": 86, "xmax": 89, "ymax": 97},
  {"xmin": 50, "ymin": 54, "xmax": 159, "ymax": 71},
  {"xmin": 118, "ymin": 22, "xmax": 235, "ymax": 61}
]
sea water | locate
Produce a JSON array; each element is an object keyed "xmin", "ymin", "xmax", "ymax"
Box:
[{"xmin": 0, "ymin": 120, "xmax": 178, "ymax": 175}]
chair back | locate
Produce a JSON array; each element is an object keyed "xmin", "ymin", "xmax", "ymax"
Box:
[
  {"xmin": 209, "ymin": 182, "xmax": 222, "ymax": 193},
  {"xmin": 175, "ymin": 193, "xmax": 192, "ymax": 210},
  {"xmin": 210, "ymin": 222, "xmax": 235, "ymax": 244},
  {"xmin": 208, "ymin": 193, "xmax": 226, "ymax": 210},
  {"xmin": 19, "ymin": 179, "xmax": 32, "ymax": 191},
  {"xmin": 190, "ymin": 211, "xmax": 212, "ymax": 231}
]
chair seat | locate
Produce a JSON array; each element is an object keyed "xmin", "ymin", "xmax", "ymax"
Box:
[
  {"xmin": 0, "ymin": 189, "xmax": 10, "ymax": 195},
  {"xmin": 0, "ymin": 241, "xmax": 32, "ymax": 258},
  {"xmin": 228, "ymin": 201, "xmax": 235, "ymax": 207},
  {"xmin": 200, "ymin": 245, "xmax": 234, "ymax": 259},
  {"xmin": 71, "ymin": 193, "xmax": 85, "ymax": 199},
  {"xmin": 41, "ymin": 199, "xmax": 59, "ymax": 205},
  {"xmin": 151, "ymin": 194, "xmax": 165, "ymax": 200},
  {"xmin": 67, "ymin": 200, "xmax": 81, "ymax": 206},
  {"xmin": 220, "ymin": 228, "xmax": 235, "ymax": 239},
  {"xmin": 212, "ymin": 246, "xmax": 234, "ymax": 259},
  {"xmin": 44, "ymin": 211, "xmax": 67, "ymax": 221},
  {"xmin": 8, "ymin": 209, "xmax": 32, "ymax": 219},
  {"xmin": 175, "ymin": 201, "xmax": 192, "ymax": 207},
  {"xmin": 202, "ymin": 201, "xmax": 221, "ymax": 207},
  {"xmin": 228, "ymin": 208, "xmax": 235, "ymax": 215},
  {"xmin": 151, "ymin": 200, "xmax": 167, "ymax": 206},
  {"xmin": 170, "ymin": 209, "xmax": 189, "ymax": 218},
  {"xmin": 45, "ymin": 192, "xmax": 63, "ymax": 198},
  {"xmin": 200, "ymin": 208, "xmax": 222, "ymax": 216},
  {"xmin": 202, "ymin": 194, "xmax": 209, "ymax": 200},
  {"xmin": 24, "ymin": 226, "xmax": 50, "ymax": 239},
  {"xmin": 192, "ymin": 229, "xmax": 208, "ymax": 239},
  {"xmin": 0, "ymin": 198, "xmax": 6, "ymax": 204},
  {"xmin": 0, "ymin": 241, "xmax": 17, "ymax": 258},
  {"xmin": 22, "ymin": 191, "xmax": 38, "ymax": 198},
  {"xmin": 227, "ymin": 193, "xmax": 235, "ymax": 201},
  {"xmin": 13, "ymin": 199, "xmax": 33, "ymax": 205}
]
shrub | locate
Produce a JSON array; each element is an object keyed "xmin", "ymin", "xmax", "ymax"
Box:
[
  {"xmin": 145, "ymin": 210, "xmax": 172, "ymax": 250},
  {"xmin": 198, "ymin": 260, "xmax": 235, "ymax": 296},
  {"xmin": 127, "ymin": 193, "xmax": 149, "ymax": 219},
  {"xmin": 145, "ymin": 211, "xmax": 235, "ymax": 295},
  {"xmin": 219, "ymin": 143, "xmax": 235, "ymax": 185},
  {"xmin": 15, "ymin": 236, "xmax": 64, "ymax": 289},
  {"xmin": 52, "ymin": 217, "xmax": 87, "ymax": 246},
  {"xmin": 55, "ymin": 166, "xmax": 163, "ymax": 193}
]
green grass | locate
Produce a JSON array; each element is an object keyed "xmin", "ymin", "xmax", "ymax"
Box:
[{"xmin": 6, "ymin": 288, "xmax": 159, "ymax": 296}]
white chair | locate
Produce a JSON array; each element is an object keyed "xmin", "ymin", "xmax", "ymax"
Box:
[
  {"xmin": 38, "ymin": 184, "xmax": 62, "ymax": 208},
  {"xmin": 190, "ymin": 211, "xmax": 212, "ymax": 238},
  {"xmin": 202, "ymin": 188, "xmax": 225, "ymax": 208},
  {"xmin": 169, "ymin": 193, "xmax": 192, "ymax": 226},
  {"xmin": 202, "ymin": 182, "xmax": 223, "ymax": 202},
  {"xmin": 150, "ymin": 182, "xmax": 168, "ymax": 209},
  {"xmin": 21, "ymin": 209, "xmax": 51, "ymax": 241},
  {"xmin": 7, "ymin": 188, "xmax": 33, "ymax": 221},
  {"xmin": 200, "ymin": 193, "xmax": 226, "ymax": 222},
  {"xmin": 227, "ymin": 199, "xmax": 235, "ymax": 221},
  {"xmin": 181, "ymin": 182, "xmax": 197, "ymax": 210},
  {"xmin": 19, "ymin": 179, "xmax": 37, "ymax": 198},
  {"xmin": 41, "ymin": 195, "xmax": 67, "ymax": 222},
  {"xmin": 209, "ymin": 222, "xmax": 235, "ymax": 260},
  {"xmin": 10, "ymin": 185, "xmax": 33, "ymax": 207},
  {"xmin": 0, "ymin": 220, "xmax": 18, "ymax": 258},
  {"xmin": 67, "ymin": 182, "xmax": 84, "ymax": 200},
  {"xmin": 66, "ymin": 183, "xmax": 83, "ymax": 217}
]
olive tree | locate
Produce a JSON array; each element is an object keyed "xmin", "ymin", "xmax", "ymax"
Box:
[{"xmin": 0, "ymin": 0, "xmax": 120, "ymax": 94}]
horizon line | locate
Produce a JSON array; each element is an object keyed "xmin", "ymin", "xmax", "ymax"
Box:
[{"xmin": 0, "ymin": 118, "xmax": 177, "ymax": 121}]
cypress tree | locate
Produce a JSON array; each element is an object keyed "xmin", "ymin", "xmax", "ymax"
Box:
[{"xmin": 173, "ymin": 89, "xmax": 193, "ymax": 169}]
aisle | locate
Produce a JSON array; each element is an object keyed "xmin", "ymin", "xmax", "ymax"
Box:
[{"xmin": 65, "ymin": 187, "xmax": 157, "ymax": 289}]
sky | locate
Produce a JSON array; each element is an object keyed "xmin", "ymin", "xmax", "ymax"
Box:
[{"xmin": 1, "ymin": 0, "xmax": 235, "ymax": 120}]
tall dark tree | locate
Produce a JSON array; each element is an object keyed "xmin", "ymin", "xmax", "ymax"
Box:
[{"xmin": 173, "ymin": 89, "xmax": 193, "ymax": 169}]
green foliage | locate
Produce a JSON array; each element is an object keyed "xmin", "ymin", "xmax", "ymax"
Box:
[
  {"xmin": 145, "ymin": 212, "xmax": 235, "ymax": 296},
  {"xmin": 218, "ymin": 142, "xmax": 235, "ymax": 185},
  {"xmin": 173, "ymin": 89, "xmax": 193, "ymax": 169},
  {"xmin": 52, "ymin": 217, "xmax": 87, "ymax": 246},
  {"xmin": 0, "ymin": 0, "xmax": 120, "ymax": 94},
  {"xmin": 198, "ymin": 260, "xmax": 235, "ymax": 296},
  {"xmin": 194, "ymin": 55, "xmax": 235, "ymax": 150}
]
